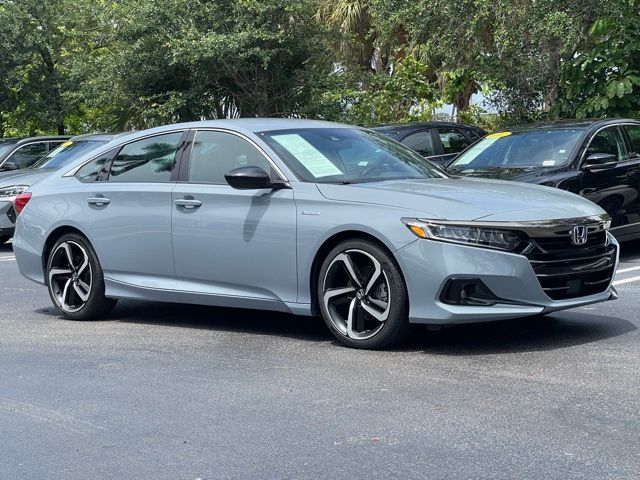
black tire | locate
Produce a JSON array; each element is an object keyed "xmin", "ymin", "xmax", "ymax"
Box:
[
  {"xmin": 0, "ymin": 235, "xmax": 10, "ymax": 245},
  {"xmin": 317, "ymin": 239, "xmax": 412, "ymax": 349},
  {"xmin": 46, "ymin": 233, "xmax": 117, "ymax": 320}
]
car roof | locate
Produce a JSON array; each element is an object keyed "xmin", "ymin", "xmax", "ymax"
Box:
[
  {"xmin": 13, "ymin": 135, "xmax": 71, "ymax": 144},
  {"xmin": 108, "ymin": 119, "xmax": 357, "ymax": 145},
  {"xmin": 496, "ymin": 118, "xmax": 640, "ymax": 133},
  {"xmin": 370, "ymin": 121, "xmax": 485, "ymax": 136},
  {"xmin": 68, "ymin": 133, "xmax": 121, "ymax": 142}
]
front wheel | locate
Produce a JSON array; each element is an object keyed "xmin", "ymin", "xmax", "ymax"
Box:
[
  {"xmin": 317, "ymin": 239, "xmax": 411, "ymax": 349},
  {"xmin": 46, "ymin": 233, "xmax": 117, "ymax": 320}
]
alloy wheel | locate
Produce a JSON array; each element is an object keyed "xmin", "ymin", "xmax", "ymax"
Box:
[
  {"xmin": 322, "ymin": 249, "xmax": 391, "ymax": 340},
  {"xmin": 48, "ymin": 241, "xmax": 92, "ymax": 313}
]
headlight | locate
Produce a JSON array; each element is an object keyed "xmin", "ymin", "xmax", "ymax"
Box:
[
  {"xmin": 0, "ymin": 185, "xmax": 28, "ymax": 198},
  {"xmin": 402, "ymin": 218, "xmax": 523, "ymax": 251}
]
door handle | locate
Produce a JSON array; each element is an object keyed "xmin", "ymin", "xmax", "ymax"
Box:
[
  {"xmin": 87, "ymin": 196, "xmax": 110, "ymax": 206},
  {"xmin": 175, "ymin": 198, "xmax": 202, "ymax": 209}
]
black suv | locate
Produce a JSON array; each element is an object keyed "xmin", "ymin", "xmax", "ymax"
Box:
[
  {"xmin": 447, "ymin": 119, "xmax": 640, "ymax": 241},
  {"xmin": 0, "ymin": 136, "xmax": 71, "ymax": 171},
  {"xmin": 371, "ymin": 122, "xmax": 486, "ymax": 166}
]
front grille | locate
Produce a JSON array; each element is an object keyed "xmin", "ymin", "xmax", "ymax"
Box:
[{"xmin": 523, "ymin": 229, "xmax": 616, "ymax": 300}]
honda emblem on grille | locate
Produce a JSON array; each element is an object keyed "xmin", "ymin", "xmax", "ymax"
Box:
[{"xmin": 571, "ymin": 225, "xmax": 588, "ymax": 246}]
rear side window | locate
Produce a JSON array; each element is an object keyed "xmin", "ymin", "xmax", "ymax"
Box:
[
  {"xmin": 437, "ymin": 128, "xmax": 471, "ymax": 155},
  {"xmin": 9, "ymin": 142, "xmax": 49, "ymax": 168},
  {"xmin": 624, "ymin": 125, "xmax": 640, "ymax": 155},
  {"xmin": 188, "ymin": 130, "xmax": 272, "ymax": 184},
  {"xmin": 108, "ymin": 132, "xmax": 183, "ymax": 183},
  {"xmin": 76, "ymin": 149, "xmax": 118, "ymax": 183},
  {"xmin": 401, "ymin": 130, "xmax": 435, "ymax": 157}
]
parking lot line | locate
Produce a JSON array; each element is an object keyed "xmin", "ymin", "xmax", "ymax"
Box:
[
  {"xmin": 0, "ymin": 256, "xmax": 16, "ymax": 262},
  {"xmin": 613, "ymin": 275, "xmax": 640, "ymax": 286},
  {"xmin": 616, "ymin": 265, "xmax": 640, "ymax": 274}
]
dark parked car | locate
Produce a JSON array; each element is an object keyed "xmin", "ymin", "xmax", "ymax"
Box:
[
  {"xmin": 0, "ymin": 136, "xmax": 71, "ymax": 171},
  {"xmin": 371, "ymin": 122, "xmax": 486, "ymax": 166},
  {"xmin": 0, "ymin": 133, "xmax": 117, "ymax": 244},
  {"xmin": 447, "ymin": 118, "xmax": 640, "ymax": 241}
]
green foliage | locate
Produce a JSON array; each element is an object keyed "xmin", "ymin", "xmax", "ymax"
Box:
[
  {"xmin": 557, "ymin": 14, "xmax": 640, "ymax": 118},
  {"xmin": 1, "ymin": 0, "xmax": 640, "ymax": 136}
]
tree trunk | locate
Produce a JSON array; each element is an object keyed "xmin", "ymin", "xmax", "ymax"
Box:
[{"xmin": 57, "ymin": 122, "xmax": 65, "ymax": 135}]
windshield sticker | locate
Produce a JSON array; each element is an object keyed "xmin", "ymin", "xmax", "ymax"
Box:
[
  {"xmin": 271, "ymin": 134, "xmax": 343, "ymax": 177},
  {"xmin": 542, "ymin": 160, "xmax": 556, "ymax": 166},
  {"xmin": 486, "ymin": 131, "xmax": 511, "ymax": 139}
]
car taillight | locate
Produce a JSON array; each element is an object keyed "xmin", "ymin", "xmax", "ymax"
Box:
[{"xmin": 14, "ymin": 192, "xmax": 32, "ymax": 214}]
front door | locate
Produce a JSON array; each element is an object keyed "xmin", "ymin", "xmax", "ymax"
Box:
[
  {"xmin": 171, "ymin": 129, "xmax": 297, "ymax": 304},
  {"xmin": 580, "ymin": 126, "xmax": 640, "ymax": 229}
]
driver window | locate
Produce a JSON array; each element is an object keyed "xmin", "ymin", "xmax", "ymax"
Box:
[
  {"xmin": 189, "ymin": 130, "xmax": 272, "ymax": 184},
  {"xmin": 586, "ymin": 128, "xmax": 625, "ymax": 161},
  {"xmin": 401, "ymin": 130, "xmax": 435, "ymax": 157}
]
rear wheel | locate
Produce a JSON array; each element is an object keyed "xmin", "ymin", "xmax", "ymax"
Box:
[
  {"xmin": 317, "ymin": 239, "xmax": 411, "ymax": 349},
  {"xmin": 46, "ymin": 233, "xmax": 117, "ymax": 320}
]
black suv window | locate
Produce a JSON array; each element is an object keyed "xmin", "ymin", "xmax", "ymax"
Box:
[
  {"xmin": 401, "ymin": 130, "xmax": 435, "ymax": 157},
  {"xmin": 9, "ymin": 142, "xmax": 49, "ymax": 168},
  {"xmin": 189, "ymin": 130, "xmax": 271, "ymax": 184},
  {"xmin": 624, "ymin": 125, "xmax": 640, "ymax": 156},
  {"xmin": 586, "ymin": 127, "xmax": 625, "ymax": 161},
  {"xmin": 108, "ymin": 133, "xmax": 182, "ymax": 183},
  {"xmin": 437, "ymin": 128, "xmax": 471, "ymax": 155}
]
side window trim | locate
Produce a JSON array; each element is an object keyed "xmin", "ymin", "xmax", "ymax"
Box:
[{"xmin": 181, "ymin": 128, "xmax": 288, "ymax": 184}]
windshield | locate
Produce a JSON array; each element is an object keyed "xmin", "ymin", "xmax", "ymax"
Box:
[
  {"xmin": 30, "ymin": 139, "xmax": 109, "ymax": 169},
  {"xmin": 260, "ymin": 128, "xmax": 447, "ymax": 183},
  {"xmin": 449, "ymin": 128, "xmax": 585, "ymax": 171}
]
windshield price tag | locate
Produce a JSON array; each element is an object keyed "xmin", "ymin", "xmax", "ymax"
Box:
[{"xmin": 271, "ymin": 134, "xmax": 343, "ymax": 178}]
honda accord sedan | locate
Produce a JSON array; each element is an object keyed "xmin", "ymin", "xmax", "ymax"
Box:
[{"xmin": 13, "ymin": 119, "xmax": 619, "ymax": 349}]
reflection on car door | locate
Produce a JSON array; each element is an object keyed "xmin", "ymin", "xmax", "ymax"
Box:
[
  {"xmin": 84, "ymin": 131, "xmax": 186, "ymax": 289},
  {"xmin": 171, "ymin": 129, "xmax": 297, "ymax": 306},
  {"xmin": 579, "ymin": 126, "xmax": 640, "ymax": 232}
]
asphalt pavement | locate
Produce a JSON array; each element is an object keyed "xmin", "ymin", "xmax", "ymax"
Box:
[{"xmin": 1, "ymin": 240, "xmax": 640, "ymax": 479}]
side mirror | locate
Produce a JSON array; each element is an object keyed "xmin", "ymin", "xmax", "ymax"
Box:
[
  {"xmin": 224, "ymin": 165, "xmax": 274, "ymax": 190},
  {"xmin": 0, "ymin": 161, "xmax": 18, "ymax": 171},
  {"xmin": 583, "ymin": 153, "xmax": 617, "ymax": 170}
]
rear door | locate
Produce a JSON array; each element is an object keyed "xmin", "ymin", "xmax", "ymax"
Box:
[
  {"xmin": 171, "ymin": 129, "xmax": 297, "ymax": 303},
  {"xmin": 83, "ymin": 131, "xmax": 187, "ymax": 289},
  {"xmin": 579, "ymin": 125, "xmax": 640, "ymax": 230}
]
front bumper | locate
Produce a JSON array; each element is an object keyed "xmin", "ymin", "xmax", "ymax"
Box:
[
  {"xmin": 0, "ymin": 198, "xmax": 16, "ymax": 237},
  {"xmin": 396, "ymin": 234, "xmax": 619, "ymax": 325}
]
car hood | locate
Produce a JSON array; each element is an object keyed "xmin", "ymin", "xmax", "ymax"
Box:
[
  {"xmin": 316, "ymin": 178, "xmax": 604, "ymax": 222},
  {"xmin": 0, "ymin": 168, "xmax": 55, "ymax": 188}
]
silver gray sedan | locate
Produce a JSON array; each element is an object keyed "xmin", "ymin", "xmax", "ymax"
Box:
[{"xmin": 13, "ymin": 120, "xmax": 619, "ymax": 349}]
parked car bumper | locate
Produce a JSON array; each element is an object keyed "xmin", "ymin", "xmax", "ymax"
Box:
[
  {"xmin": 0, "ymin": 198, "xmax": 16, "ymax": 237},
  {"xmin": 396, "ymin": 234, "xmax": 619, "ymax": 324}
]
